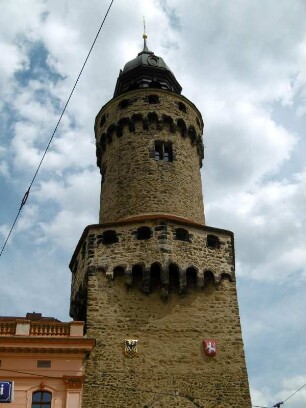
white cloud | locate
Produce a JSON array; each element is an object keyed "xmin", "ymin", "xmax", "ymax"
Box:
[
  {"xmin": 203, "ymin": 100, "xmax": 297, "ymax": 196},
  {"xmin": 207, "ymin": 170, "xmax": 306, "ymax": 282},
  {"xmin": 34, "ymin": 169, "xmax": 100, "ymax": 249}
]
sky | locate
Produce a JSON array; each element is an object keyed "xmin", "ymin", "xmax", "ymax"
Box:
[{"xmin": 0, "ymin": 0, "xmax": 305, "ymax": 406}]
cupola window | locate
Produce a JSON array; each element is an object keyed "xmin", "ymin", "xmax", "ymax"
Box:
[{"xmin": 154, "ymin": 141, "xmax": 173, "ymax": 162}]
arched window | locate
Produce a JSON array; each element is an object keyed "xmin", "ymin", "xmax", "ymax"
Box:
[
  {"xmin": 136, "ymin": 226, "xmax": 152, "ymax": 240},
  {"xmin": 207, "ymin": 234, "xmax": 220, "ymax": 249},
  {"xmin": 169, "ymin": 263, "xmax": 180, "ymax": 293},
  {"xmin": 118, "ymin": 99, "xmax": 130, "ymax": 109},
  {"xmin": 221, "ymin": 272, "xmax": 232, "ymax": 282},
  {"xmin": 204, "ymin": 270, "xmax": 215, "ymax": 288},
  {"xmin": 132, "ymin": 264, "xmax": 143, "ymax": 289},
  {"xmin": 113, "ymin": 266, "xmax": 125, "ymax": 278},
  {"xmin": 175, "ymin": 228, "xmax": 190, "ymax": 242},
  {"xmin": 186, "ymin": 267, "xmax": 197, "ymax": 289},
  {"xmin": 177, "ymin": 118, "xmax": 187, "ymax": 137},
  {"xmin": 150, "ymin": 262, "xmax": 161, "ymax": 292},
  {"xmin": 32, "ymin": 391, "xmax": 52, "ymax": 408},
  {"xmin": 178, "ymin": 101, "xmax": 187, "ymax": 113}
]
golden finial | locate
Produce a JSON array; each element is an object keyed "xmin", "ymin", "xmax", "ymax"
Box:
[{"xmin": 143, "ymin": 16, "xmax": 147, "ymax": 40}]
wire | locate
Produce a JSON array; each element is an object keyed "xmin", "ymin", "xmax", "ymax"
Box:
[
  {"xmin": 0, "ymin": 0, "xmax": 115, "ymax": 258},
  {"xmin": 252, "ymin": 383, "xmax": 306, "ymax": 408},
  {"xmin": 0, "ymin": 367, "xmax": 200, "ymax": 404},
  {"xmin": 2, "ymin": 366, "xmax": 305, "ymax": 407},
  {"xmin": 282, "ymin": 382, "xmax": 306, "ymax": 403},
  {"xmin": 0, "ymin": 367, "xmax": 63, "ymax": 379}
]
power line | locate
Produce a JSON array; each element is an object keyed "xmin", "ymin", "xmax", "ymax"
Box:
[
  {"xmin": 1, "ymin": 366, "xmax": 305, "ymax": 407},
  {"xmin": 282, "ymin": 382, "xmax": 306, "ymax": 403},
  {"xmin": 0, "ymin": 0, "xmax": 115, "ymax": 258},
  {"xmin": 252, "ymin": 382, "xmax": 306, "ymax": 408},
  {"xmin": 0, "ymin": 367, "xmax": 63, "ymax": 380}
]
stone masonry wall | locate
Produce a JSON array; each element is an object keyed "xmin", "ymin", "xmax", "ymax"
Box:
[
  {"xmin": 94, "ymin": 90, "xmax": 205, "ymax": 225},
  {"xmin": 69, "ymin": 218, "xmax": 251, "ymax": 406},
  {"xmin": 81, "ymin": 273, "xmax": 251, "ymax": 408}
]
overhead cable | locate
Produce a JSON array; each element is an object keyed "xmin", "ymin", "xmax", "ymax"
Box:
[{"xmin": 0, "ymin": 0, "xmax": 115, "ymax": 257}]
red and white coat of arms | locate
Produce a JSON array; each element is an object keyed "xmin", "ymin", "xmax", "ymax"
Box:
[{"xmin": 203, "ymin": 339, "xmax": 217, "ymax": 357}]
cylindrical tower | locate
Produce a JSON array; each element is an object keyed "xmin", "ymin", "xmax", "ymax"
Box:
[
  {"xmin": 69, "ymin": 35, "xmax": 251, "ymax": 408},
  {"xmin": 95, "ymin": 40, "xmax": 205, "ymax": 224}
]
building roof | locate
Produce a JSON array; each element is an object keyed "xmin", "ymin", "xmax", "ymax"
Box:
[{"xmin": 113, "ymin": 36, "xmax": 182, "ymax": 97}]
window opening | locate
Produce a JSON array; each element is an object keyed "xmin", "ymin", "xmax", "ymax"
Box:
[
  {"xmin": 221, "ymin": 272, "xmax": 232, "ymax": 282},
  {"xmin": 150, "ymin": 263, "xmax": 161, "ymax": 292},
  {"xmin": 177, "ymin": 118, "xmax": 187, "ymax": 137},
  {"xmin": 113, "ymin": 266, "xmax": 125, "ymax": 278},
  {"xmin": 149, "ymin": 80, "xmax": 162, "ymax": 89},
  {"xmin": 32, "ymin": 391, "xmax": 52, "ymax": 408},
  {"xmin": 136, "ymin": 226, "xmax": 151, "ymax": 240},
  {"xmin": 37, "ymin": 360, "xmax": 51, "ymax": 368},
  {"xmin": 154, "ymin": 141, "xmax": 173, "ymax": 162},
  {"xmin": 148, "ymin": 94, "xmax": 160, "ymax": 104},
  {"xmin": 178, "ymin": 101, "xmax": 187, "ymax": 113},
  {"xmin": 102, "ymin": 230, "xmax": 118, "ymax": 245},
  {"xmin": 204, "ymin": 270, "xmax": 215, "ymax": 288},
  {"xmin": 207, "ymin": 234, "xmax": 220, "ymax": 249},
  {"xmin": 175, "ymin": 228, "xmax": 190, "ymax": 242},
  {"xmin": 169, "ymin": 263, "xmax": 180, "ymax": 293},
  {"xmin": 132, "ymin": 265, "xmax": 143, "ymax": 289},
  {"xmin": 186, "ymin": 267, "xmax": 197, "ymax": 289},
  {"xmin": 118, "ymin": 99, "xmax": 130, "ymax": 109}
]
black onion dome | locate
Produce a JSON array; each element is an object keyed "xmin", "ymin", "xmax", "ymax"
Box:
[{"xmin": 113, "ymin": 37, "xmax": 182, "ymax": 98}]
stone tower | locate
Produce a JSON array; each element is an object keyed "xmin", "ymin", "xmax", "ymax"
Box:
[{"xmin": 69, "ymin": 36, "xmax": 251, "ymax": 408}]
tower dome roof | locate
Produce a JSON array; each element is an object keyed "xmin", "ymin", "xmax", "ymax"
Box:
[
  {"xmin": 113, "ymin": 36, "xmax": 182, "ymax": 98},
  {"xmin": 122, "ymin": 47, "xmax": 170, "ymax": 73}
]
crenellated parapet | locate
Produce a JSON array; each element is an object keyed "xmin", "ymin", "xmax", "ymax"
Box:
[
  {"xmin": 96, "ymin": 111, "xmax": 204, "ymax": 168},
  {"xmin": 95, "ymin": 89, "xmax": 204, "ymax": 167},
  {"xmin": 69, "ymin": 216, "xmax": 235, "ymax": 321}
]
